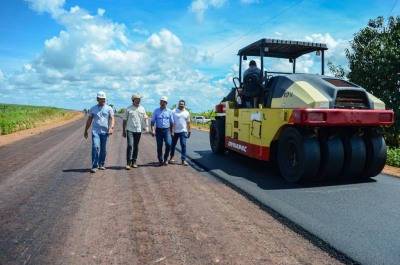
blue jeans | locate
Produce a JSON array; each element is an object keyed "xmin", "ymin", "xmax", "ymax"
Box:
[
  {"xmin": 171, "ymin": 132, "xmax": 188, "ymax": 161},
  {"xmin": 155, "ymin": 128, "xmax": 171, "ymax": 162},
  {"xmin": 92, "ymin": 132, "xmax": 109, "ymax": 168},
  {"xmin": 126, "ymin": 131, "xmax": 141, "ymax": 163}
]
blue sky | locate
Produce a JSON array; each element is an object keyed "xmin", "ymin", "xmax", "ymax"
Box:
[{"xmin": 0, "ymin": 0, "xmax": 398, "ymax": 113}]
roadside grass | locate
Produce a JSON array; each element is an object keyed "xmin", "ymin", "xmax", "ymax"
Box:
[
  {"xmin": 387, "ymin": 147, "xmax": 400, "ymax": 167},
  {"xmin": 191, "ymin": 121, "xmax": 211, "ymax": 130},
  {"xmin": 0, "ymin": 103, "xmax": 76, "ymax": 135}
]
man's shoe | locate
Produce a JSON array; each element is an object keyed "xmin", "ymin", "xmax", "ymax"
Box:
[
  {"xmin": 182, "ymin": 160, "xmax": 188, "ymax": 166},
  {"xmin": 99, "ymin": 166, "xmax": 106, "ymax": 170},
  {"xmin": 132, "ymin": 162, "xmax": 138, "ymax": 168},
  {"xmin": 169, "ymin": 159, "xmax": 176, "ymax": 163},
  {"xmin": 91, "ymin": 168, "xmax": 97, "ymax": 173},
  {"xmin": 125, "ymin": 164, "xmax": 131, "ymax": 170},
  {"xmin": 159, "ymin": 161, "xmax": 163, "ymax": 167},
  {"xmin": 163, "ymin": 161, "xmax": 168, "ymax": 166}
]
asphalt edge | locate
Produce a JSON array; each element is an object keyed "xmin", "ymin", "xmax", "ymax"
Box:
[{"xmin": 185, "ymin": 156, "xmax": 361, "ymax": 265}]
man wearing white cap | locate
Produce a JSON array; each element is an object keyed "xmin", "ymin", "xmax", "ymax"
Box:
[
  {"xmin": 150, "ymin": 96, "xmax": 174, "ymax": 166},
  {"xmin": 84, "ymin": 91, "xmax": 115, "ymax": 173},
  {"xmin": 122, "ymin": 93, "xmax": 148, "ymax": 169}
]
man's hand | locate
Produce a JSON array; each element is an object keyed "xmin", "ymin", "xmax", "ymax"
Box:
[
  {"xmin": 122, "ymin": 131, "xmax": 126, "ymax": 138},
  {"xmin": 108, "ymin": 128, "xmax": 114, "ymax": 135},
  {"xmin": 151, "ymin": 130, "xmax": 155, "ymax": 137},
  {"xmin": 187, "ymin": 132, "xmax": 191, "ymax": 138},
  {"xmin": 144, "ymin": 126, "xmax": 149, "ymax": 133},
  {"xmin": 84, "ymin": 131, "xmax": 88, "ymax": 139}
]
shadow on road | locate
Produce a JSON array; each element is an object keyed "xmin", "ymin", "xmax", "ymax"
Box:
[
  {"xmin": 189, "ymin": 150, "xmax": 376, "ymax": 190},
  {"xmin": 62, "ymin": 168, "xmax": 91, "ymax": 173},
  {"xmin": 62, "ymin": 165, "xmax": 126, "ymax": 173}
]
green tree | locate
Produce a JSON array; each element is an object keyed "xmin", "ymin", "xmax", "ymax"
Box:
[
  {"xmin": 199, "ymin": 109, "xmax": 216, "ymax": 119},
  {"xmin": 327, "ymin": 60, "xmax": 347, "ymax": 79},
  {"xmin": 345, "ymin": 16, "xmax": 400, "ymax": 146}
]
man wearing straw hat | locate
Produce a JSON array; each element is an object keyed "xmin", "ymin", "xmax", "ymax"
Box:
[{"xmin": 122, "ymin": 93, "xmax": 149, "ymax": 170}]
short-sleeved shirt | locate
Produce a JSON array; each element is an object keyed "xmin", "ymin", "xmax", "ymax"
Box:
[
  {"xmin": 172, "ymin": 108, "xmax": 190, "ymax": 133},
  {"xmin": 89, "ymin": 104, "xmax": 114, "ymax": 134},
  {"xmin": 123, "ymin": 105, "xmax": 148, "ymax": 132},
  {"xmin": 151, "ymin": 107, "xmax": 173, "ymax": 129}
]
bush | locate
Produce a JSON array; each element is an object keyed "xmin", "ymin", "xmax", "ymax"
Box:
[{"xmin": 387, "ymin": 147, "xmax": 400, "ymax": 167}]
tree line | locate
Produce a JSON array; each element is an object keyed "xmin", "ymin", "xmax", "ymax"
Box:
[{"xmin": 329, "ymin": 15, "xmax": 400, "ymax": 147}]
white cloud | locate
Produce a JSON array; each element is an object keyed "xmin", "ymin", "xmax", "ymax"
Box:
[
  {"xmin": 304, "ymin": 33, "xmax": 350, "ymax": 69},
  {"xmin": 24, "ymin": 0, "xmax": 65, "ymax": 18},
  {"xmin": 145, "ymin": 29, "xmax": 183, "ymax": 55},
  {"xmin": 189, "ymin": 0, "xmax": 227, "ymax": 22},
  {"xmin": 189, "ymin": 0, "xmax": 208, "ymax": 22},
  {"xmin": 209, "ymin": 0, "xmax": 226, "ymax": 7},
  {"xmin": 133, "ymin": 28, "xmax": 150, "ymax": 35},
  {"xmin": 0, "ymin": 4, "xmax": 228, "ymax": 112},
  {"xmin": 97, "ymin": 8, "xmax": 105, "ymax": 16}
]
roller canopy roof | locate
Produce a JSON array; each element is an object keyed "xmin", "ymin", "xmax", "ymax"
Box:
[{"xmin": 237, "ymin": 38, "xmax": 328, "ymax": 59}]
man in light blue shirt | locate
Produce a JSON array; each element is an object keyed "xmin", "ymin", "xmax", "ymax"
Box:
[
  {"xmin": 84, "ymin": 91, "xmax": 115, "ymax": 173},
  {"xmin": 150, "ymin": 96, "xmax": 174, "ymax": 166}
]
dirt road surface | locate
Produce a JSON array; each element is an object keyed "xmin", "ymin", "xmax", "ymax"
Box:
[{"xmin": 1, "ymin": 115, "xmax": 346, "ymax": 264}]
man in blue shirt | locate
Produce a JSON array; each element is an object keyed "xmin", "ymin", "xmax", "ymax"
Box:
[
  {"xmin": 84, "ymin": 91, "xmax": 115, "ymax": 173},
  {"xmin": 151, "ymin": 96, "xmax": 174, "ymax": 166}
]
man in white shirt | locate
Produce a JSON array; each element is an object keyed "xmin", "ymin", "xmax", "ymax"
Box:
[
  {"xmin": 122, "ymin": 93, "xmax": 149, "ymax": 169},
  {"xmin": 169, "ymin": 100, "xmax": 191, "ymax": 165}
]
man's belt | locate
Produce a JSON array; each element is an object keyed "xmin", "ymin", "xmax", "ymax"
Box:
[{"xmin": 156, "ymin": 127, "xmax": 170, "ymax": 131}]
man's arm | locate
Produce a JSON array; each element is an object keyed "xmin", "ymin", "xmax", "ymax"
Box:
[
  {"xmin": 170, "ymin": 111, "xmax": 174, "ymax": 137},
  {"xmin": 84, "ymin": 116, "xmax": 93, "ymax": 138},
  {"xmin": 187, "ymin": 120, "xmax": 191, "ymax": 138},
  {"xmin": 144, "ymin": 117, "xmax": 149, "ymax": 133},
  {"xmin": 150, "ymin": 110, "xmax": 156, "ymax": 137},
  {"xmin": 109, "ymin": 115, "xmax": 115, "ymax": 135},
  {"xmin": 122, "ymin": 108, "xmax": 129, "ymax": 137},
  {"xmin": 122, "ymin": 120, "xmax": 127, "ymax": 138},
  {"xmin": 151, "ymin": 121, "xmax": 155, "ymax": 137}
]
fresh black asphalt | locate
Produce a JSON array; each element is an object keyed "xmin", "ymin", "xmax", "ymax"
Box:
[{"xmin": 181, "ymin": 130, "xmax": 400, "ymax": 265}]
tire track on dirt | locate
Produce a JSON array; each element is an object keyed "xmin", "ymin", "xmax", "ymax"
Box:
[
  {"xmin": 127, "ymin": 134, "xmax": 343, "ymax": 265},
  {"xmin": 0, "ymin": 118, "xmax": 92, "ymax": 264},
  {"xmin": 57, "ymin": 120, "xmax": 139, "ymax": 265}
]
